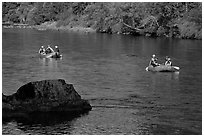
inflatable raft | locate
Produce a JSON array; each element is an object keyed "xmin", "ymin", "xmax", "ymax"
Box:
[
  {"xmin": 145, "ymin": 65, "xmax": 180, "ymax": 72},
  {"xmin": 40, "ymin": 52, "xmax": 62, "ymax": 58}
]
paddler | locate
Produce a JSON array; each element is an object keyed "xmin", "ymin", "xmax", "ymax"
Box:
[
  {"xmin": 55, "ymin": 45, "xmax": 60, "ymax": 55},
  {"xmin": 149, "ymin": 54, "xmax": 160, "ymax": 67},
  {"xmin": 39, "ymin": 46, "xmax": 45, "ymax": 54},
  {"xmin": 165, "ymin": 56, "xmax": 172, "ymax": 66}
]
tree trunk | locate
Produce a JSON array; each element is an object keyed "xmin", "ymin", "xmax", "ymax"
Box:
[{"xmin": 185, "ymin": 2, "xmax": 188, "ymax": 12}]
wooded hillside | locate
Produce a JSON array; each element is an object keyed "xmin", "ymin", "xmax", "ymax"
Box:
[{"xmin": 2, "ymin": 2, "xmax": 202, "ymax": 39}]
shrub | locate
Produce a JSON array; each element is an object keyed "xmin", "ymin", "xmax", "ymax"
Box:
[
  {"xmin": 178, "ymin": 20, "xmax": 202, "ymax": 39},
  {"xmin": 111, "ymin": 23, "xmax": 122, "ymax": 33},
  {"xmin": 157, "ymin": 26, "xmax": 166, "ymax": 36}
]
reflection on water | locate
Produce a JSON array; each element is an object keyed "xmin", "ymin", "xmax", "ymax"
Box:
[
  {"xmin": 39, "ymin": 57, "xmax": 62, "ymax": 71},
  {"xmin": 2, "ymin": 28, "xmax": 202, "ymax": 135},
  {"xmin": 3, "ymin": 112, "xmax": 82, "ymax": 126}
]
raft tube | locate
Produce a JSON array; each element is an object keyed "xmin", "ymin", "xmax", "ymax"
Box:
[
  {"xmin": 145, "ymin": 65, "xmax": 180, "ymax": 72},
  {"xmin": 40, "ymin": 52, "xmax": 62, "ymax": 58}
]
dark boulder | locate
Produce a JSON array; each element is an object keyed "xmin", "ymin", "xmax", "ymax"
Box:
[{"xmin": 2, "ymin": 79, "xmax": 92, "ymax": 121}]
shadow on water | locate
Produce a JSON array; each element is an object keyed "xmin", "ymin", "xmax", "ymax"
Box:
[
  {"xmin": 3, "ymin": 112, "xmax": 90, "ymax": 135},
  {"xmin": 3, "ymin": 111, "xmax": 89, "ymax": 126}
]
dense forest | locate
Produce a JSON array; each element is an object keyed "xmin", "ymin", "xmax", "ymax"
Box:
[{"xmin": 2, "ymin": 2, "xmax": 202, "ymax": 39}]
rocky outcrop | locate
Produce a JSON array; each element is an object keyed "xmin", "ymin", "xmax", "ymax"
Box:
[{"xmin": 3, "ymin": 79, "xmax": 92, "ymax": 120}]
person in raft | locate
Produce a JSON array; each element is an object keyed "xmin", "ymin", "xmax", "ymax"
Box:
[
  {"xmin": 55, "ymin": 45, "xmax": 60, "ymax": 56},
  {"xmin": 45, "ymin": 45, "xmax": 54, "ymax": 54},
  {"xmin": 165, "ymin": 56, "xmax": 172, "ymax": 66},
  {"xmin": 149, "ymin": 54, "xmax": 160, "ymax": 67},
  {"xmin": 39, "ymin": 46, "xmax": 45, "ymax": 54}
]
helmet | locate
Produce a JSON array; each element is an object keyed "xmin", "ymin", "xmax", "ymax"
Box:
[
  {"xmin": 41, "ymin": 46, "xmax": 44, "ymax": 48},
  {"xmin": 152, "ymin": 54, "xmax": 156, "ymax": 58},
  {"xmin": 55, "ymin": 46, "xmax": 58, "ymax": 48}
]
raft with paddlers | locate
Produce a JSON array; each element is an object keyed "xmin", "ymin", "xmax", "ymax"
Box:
[
  {"xmin": 39, "ymin": 45, "xmax": 62, "ymax": 58},
  {"xmin": 146, "ymin": 54, "xmax": 180, "ymax": 72}
]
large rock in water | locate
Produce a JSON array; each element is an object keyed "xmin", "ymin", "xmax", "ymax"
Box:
[{"xmin": 2, "ymin": 79, "xmax": 92, "ymax": 121}]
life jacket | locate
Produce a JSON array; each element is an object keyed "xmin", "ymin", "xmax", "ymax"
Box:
[
  {"xmin": 150, "ymin": 58, "xmax": 159, "ymax": 67},
  {"xmin": 39, "ymin": 48, "xmax": 45, "ymax": 53},
  {"xmin": 56, "ymin": 48, "xmax": 60, "ymax": 53},
  {"xmin": 165, "ymin": 60, "xmax": 172, "ymax": 66}
]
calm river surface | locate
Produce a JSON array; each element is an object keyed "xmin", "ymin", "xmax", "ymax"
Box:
[{"xmin": 2, "ymin": 28, "xmax": 202, "ymax": 135}]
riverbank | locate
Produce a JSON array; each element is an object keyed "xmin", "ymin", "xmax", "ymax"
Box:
[
  {"xmin": 34, "ymin": 22, "xmax": 96, "ymax": 33},
  {"xmin": 3, "ymin": 21, "xmax": 201, "ymax": 40},
  {"xmin": 2, "ymin": 22, "xmax": 96, "ymax": 33}
]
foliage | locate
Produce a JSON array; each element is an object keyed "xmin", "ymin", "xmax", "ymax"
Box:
[
  {"xmin": 177, "ymin": 20, "xmax": 202, "ymax": 39},
  {"xmin": 2, "ymin": 2, "xmax": 202, "ymax": 39},
  {"xmin": 156, "ymin": 26, "xmax": 167, "ymax": 37}
]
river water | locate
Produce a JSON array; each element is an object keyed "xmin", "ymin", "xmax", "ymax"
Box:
[{"xmin": 2, "ymin": 28, "xmax": 202, "ymax": 135}]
